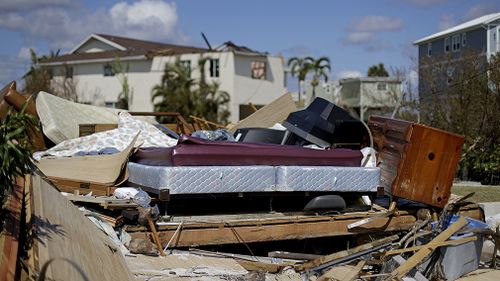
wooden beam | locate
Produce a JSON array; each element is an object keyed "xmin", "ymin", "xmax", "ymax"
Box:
[
  {"xmin": 390, "ymin": 216, "xmax": 468, "ymax": 279},
  {"xmin": 129, "ymin": 215, "xmax": 415, "ymax": 248}
]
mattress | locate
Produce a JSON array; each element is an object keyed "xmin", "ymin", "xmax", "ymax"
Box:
[
  {"xmin": 131, "ymin": 135, "xmax": 363, "ymax": 167},
  {"xmin": 127, "ymin": 162, "xmax": 379, "ymax": 194}
]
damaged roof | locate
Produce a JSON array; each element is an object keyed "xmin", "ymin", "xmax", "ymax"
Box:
[{"xmin": 39, "ymin": 33, "xmax": 209, "ymax": 65}]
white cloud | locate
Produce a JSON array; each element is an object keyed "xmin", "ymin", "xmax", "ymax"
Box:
[
  {"xmin": 110, "ymin": 0, "xmax": 178, "ymax": 40},
  {"xmin": 463, "ymin": 3, "xmax": 498, "ymax": 21},
  {"xmin": 17, "ymin": 47, "xmax": 33, "ymax": 60},
  {"xmin": 350, "ymin": 16, "xmax": 404, "ymax": 32},
  {"xmin": 0, "ymin": 0, "xmax": 188, "ymax": 52},
  {"xmin": 336, "ymin": 70, "xmax": 363, "ymax": 79},
  {"xmin": 438, "ymin": 14, "xmax": 456, "ymax": 31},
  {"xmin": 345, "ymin": 32, "xmax": 374, "ymax": 44},
  {"xmin": 344, "ymin": 16, "xmax": 403, "ymax": 52}
]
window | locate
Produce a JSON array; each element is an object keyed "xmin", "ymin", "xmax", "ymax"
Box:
[
  {"xmin": 251, "ymin": 61, "xmax": 266, "ymax": 79},
  {"xmin": 444, "ymin": 37, "xmax": 450, "ymax": 52},
  {"xmin": 180, "ymin": 60, "xmax": 191, "ymax": 75},
  {"xmin": 452, "ymin": 35, "xmax": 461, "ymax": 51},
  {"xmin": 209, "ymin": 59, "xmax": 219, "ymax": 77},
  {"xmin": 104, "ymin": 64, "xmax": 114, "ymax": 76},
  {"xmin": 461, "ymin": 32, "xmax": 467, "ymax": 47},
  {"xmin": 377, "ymin": 82, "xmax": 387, "ymax": 91},
  {"xmin": 65, "ymin": 67, "xmax": 73, "ymax": 79},
  {"xmin": 427, "ymin": 42, "xmax": 432, "ymax": 57},
  {"xmin": 105, "ymin": 101, "xmax": 118, "ymax": 108}
]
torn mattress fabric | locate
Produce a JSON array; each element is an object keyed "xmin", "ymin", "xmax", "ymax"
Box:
[{"xmin": 34, "ymin": 112, "xmax": 177, "ymax": 160}]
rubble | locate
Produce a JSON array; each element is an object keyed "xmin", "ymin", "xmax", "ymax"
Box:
[{"xmin": 2, "ymin": 82, "xmax": 500, "ymax": 281}]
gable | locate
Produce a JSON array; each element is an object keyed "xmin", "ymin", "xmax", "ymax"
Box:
[{"xmin": 75, "ymin": 38, "xmax": 121, "ymax": 53}]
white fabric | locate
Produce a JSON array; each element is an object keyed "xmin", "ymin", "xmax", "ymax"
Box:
[
  {"xmin": 34, "ymin": 112, "xmax": 177, "ymax": 160},
  {"xmin": 36, "ymin": 91, "xmax": 124, "ymax": 144}
]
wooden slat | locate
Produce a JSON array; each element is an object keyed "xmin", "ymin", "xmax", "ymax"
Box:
[
  {"xmin": 0, "ymin": 176, "xmax": 26, "ymax": 281},
  {"xmin": 390, "ymin": 216, "xmax": 468, "ymax": 279},
  {"xmin": 129, "ymin": 215, "xmax": 416, "ymax": 247}
]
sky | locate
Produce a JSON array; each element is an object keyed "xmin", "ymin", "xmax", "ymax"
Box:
[{"xmin": 0, "ymin": 0, "xmax": 499, "ymax": 89}]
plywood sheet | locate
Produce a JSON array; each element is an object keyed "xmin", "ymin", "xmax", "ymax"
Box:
[
  {"xmin": 230, "ymin": 93, "xmax": 297, "ymax": 132},
  {"xmin": 31, "ymin": 174, "xmax": 133, "ymax": 281}
]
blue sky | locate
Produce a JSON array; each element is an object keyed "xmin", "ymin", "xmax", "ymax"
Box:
[{"xmin": 0, "ymin": 0, "xmax": 498, "ymax": 88}]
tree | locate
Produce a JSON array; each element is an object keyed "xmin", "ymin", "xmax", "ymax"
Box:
[
  {"xmin": 195, "ymin": 57, "xmax": 230, "ymax": 123},
  {"xmin": 368, "ymin": 63, "xmax": 389, "ymax": 77},
  {"xmin": 287, "ymin": 56, "xmax": 313, "ymax": 101},
  {"xmin": 404, "ymin": 50, "xmax": 500, "ymax": 184},
  {"xmin": 22, "ymin": 49, "xmax": 54, "ymax": 95},
  {"xmin": 0, "ymin": 102, "xmax": 37, "ymax": 230},
  {"xmin": 307, "ymin": 56, "xmax": 331, "ymax": 98},
  {"xmin": 151, "ymin": 57, "xmax": 230, "ymax": 124},
  {"xmin": 113, "ymin": 58, "xmax": 133, "ymax": 110}
]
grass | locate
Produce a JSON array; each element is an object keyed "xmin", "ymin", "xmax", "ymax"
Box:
[{"xmin": 451, "ymin": 185, "xmax": 500, "ymax": 203}]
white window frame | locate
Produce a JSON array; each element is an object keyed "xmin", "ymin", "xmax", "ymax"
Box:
[
  {"xmin": 452, "ymin": 35, "xmax": 461, "ymax": 52},
  {"xmin": 377, "ymin": 82, "xmax": 387, "ymax": 91},
  {"xmin": 251, "ymin": 61, "xmax": 266, "ymax": 79},
  {"xmin": 461, "ymin": 32, "xmax": 467, "ymax": 47},
  {"xmin": 180, "ymin": 60, "xmax": 191, "ymax": 76},
  {"xmin": 444, "ymin": 37, "xmax": 450, "ymax": 53},
  {"xmin": 427, "ymin": 42, "xmax": 432, "ymax": 57},
  {"xmin": 103, "ymin": 63, "xmax": 114, "ymax": 77},
  {"xmin": 209, "ymin": 59, "xmax": 219, "ymax": 78}
]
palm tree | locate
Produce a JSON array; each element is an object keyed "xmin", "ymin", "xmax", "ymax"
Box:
[
  {"xmin": 287, "ymin": 56, "xmax": 313, "ymax": 101},
  {"xmin": 196, "ymin": 57, "xmax": 230, "ymax": 123},
  {"xmin": 151, "ymin": 58, "xmax": 196, "ymax": 122},
  {"xmin": 151, "ymin": 56, "xmax": 230, "ymax": 124},
  {"xmin": 307, "ymin": 56, "xmax": 331, "ymax": 98}
]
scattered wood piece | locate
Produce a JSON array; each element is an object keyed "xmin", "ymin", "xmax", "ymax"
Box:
[
  {"xmin": 147, "ymin": 215, "xmax": 165, "ymax": 256},
  {"xmin": 348, "ymin": 201, "xmax": 396, "ymax": 230},
  {"xmin": 63, "ymin": 193, "xmax": 138, "ymax": 209},
  {"xmin": 296, "ymin": 235, "xmax": 399, "ymax": 272},
  {"xmin": 229, "ymin": 93, "xmax": 297, "ymax": 133},
  {"xmin": 317, "ymin": 260, "xmax": 366, "ymax": 281},
  {"xmin": 85, "ymin": 212, "xmax": 124, "ymax": 227},
  {"xmin": 396, "ymin": 217, "xmax": 431, "ymax": 248},
  {"xmin": 385, "ymin": 236, "xmax": 477, "ymax": 256},
  {"xmin": 268, "ymin": 251, "xmax": 322, "ymax": 261},
  {"xmin": 389, "ymin": 216, "xmax": 468, "ymax": 279}
]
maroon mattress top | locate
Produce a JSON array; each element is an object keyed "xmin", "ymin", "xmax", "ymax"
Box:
[{"xmin": 131, "ymin": 135, "xmax": 362, "ymax": 167}]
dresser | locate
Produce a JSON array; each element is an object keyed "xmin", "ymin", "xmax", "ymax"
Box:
[{"xmin": 368, "ymin": 116, "xmax": 464, "ymax": 208}]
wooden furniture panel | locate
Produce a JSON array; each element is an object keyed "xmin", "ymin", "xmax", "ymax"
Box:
[{"xmin": 368, "ymin": 116, "xmax": 464, "ymax": 208}]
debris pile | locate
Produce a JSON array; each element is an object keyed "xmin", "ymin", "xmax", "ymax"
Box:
[{"xmin": 1, "ymin": 81, "xmax": 499, "ymax": 281}]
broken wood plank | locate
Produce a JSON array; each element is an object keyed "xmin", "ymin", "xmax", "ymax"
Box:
[
  {"xmin": 268, "ymin": 251, "xmax": 322, "ymax": 261},
  {"xmin": 296, "ymin": 235, "xmax": 399, "ymax": 272},
  {"xmin": 129, "ymin": 214, "xmax": 416, "ymax": 247},
  {"xmin": 389, "ymin": 216, "xmax": 468, "ymax": 279},
  {"xmin": 348, "ymin": 201, "xmax": 397, "ymax": 230},
  {"xmin": 229, "ymin": 93, "xmax": 297, "ymax": 133},
  {"xmin": 147, "ymin": 215, "xmax": 165, "ymax": 257},
  {"xmin": 385, "ymin": 236, "xmax": 477, "ymax": 256}
]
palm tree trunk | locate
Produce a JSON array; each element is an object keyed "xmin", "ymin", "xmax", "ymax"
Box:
[{"xmin": 298, "ymin": 80, "xmax": 302, "ymax": 101}]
